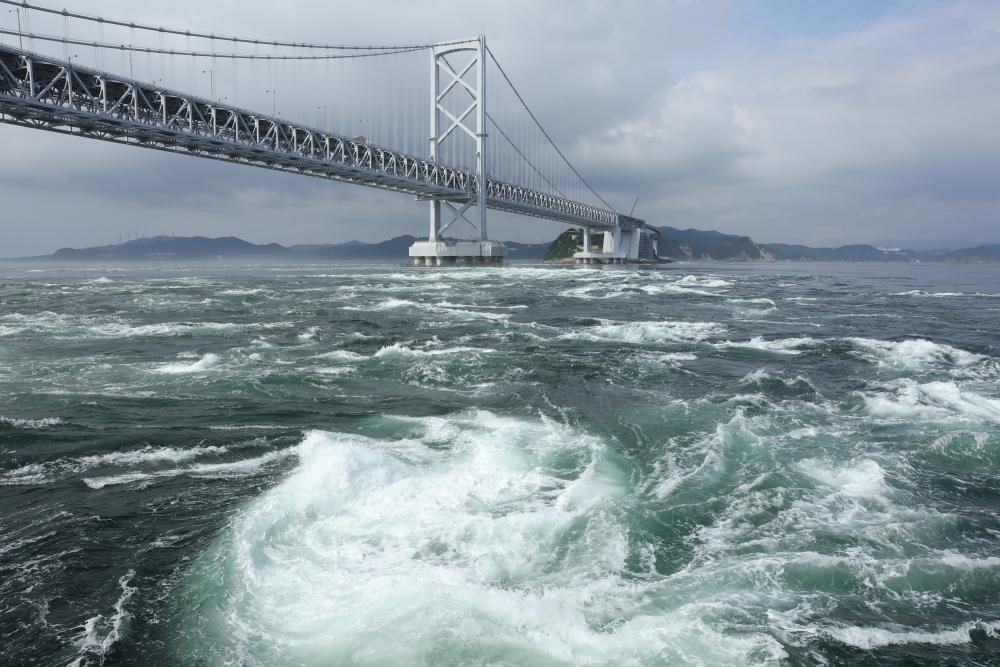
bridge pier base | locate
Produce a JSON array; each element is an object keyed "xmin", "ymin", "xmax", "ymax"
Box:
[
  {"xmin": 573, "ymin": 252, "xmax": 627, "ymax": 265},
  {"xmin": 408, "ymin": 239, "xmax": 506, "ymax": 267}
]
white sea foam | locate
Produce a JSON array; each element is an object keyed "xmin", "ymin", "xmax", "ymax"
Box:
[
  {"xmin": 561, "ymin": 320, "xmax": 722, "ymax": 345},
  {"xmin": 344, "ymin": 298, "xmax": 511, "ymax": 321},
  {"xmin": 862, "ymin": 380, "xmax": 1000, "ymax": 423},
  {"xmin": 0, "ymin": 463, "xmax": 51, "ymax": 486},
  {"xmin": 823, "ymin": 620, "xmax": 1000, "ymax": 649},
  {"xmin": 561, "ymin": 281, "xmax": 723, "ymax": 299},
  {"xmin": 651, "ymin": 352, "xmax": 698, "ymax": 365},
  {"xmin": 848, "ymin": 337, "xmax": 985, "ymax": 370},
  {"xmin": 373, "ymin": 343, "xmax": 496, "ymax": 359},
  {"xmin": 432, "ymin": 304, "xmax": 511, "ymax": 320},
  {"xmin": 83, "ymin": 447, "xmax": 295, "ymax": 489},
  {"xmin": 894, "ymin": 290, "xmax": 967, "ymax": 298},
  {"xmin": 674, "ymin": 275, "xmax": 732, "ymax": 288},
  {"xmin": 2, "ymin": 444, "xmax": 233, "ymax": 487},
  {"xmin": 1, "ymin": 312, "xmax": 289, "ymax": 338},
  {"xmin": 73, "ymin": 569, "xmax": 136, "ymax": 662},
  {"xmin": 154, "ymin": 353, "xmax": 221, "ymax": 374},
  {"xmin": 936, "ymin": 551, "xmax": 1000, "ymax": 570},
  {"xmin": 715, "ymin": 336, "xmax": 818, "ymax": 355},
  {"xmin": 739, "ymin": 368, "xmax": 773, "ymax": 384},
  {"xmin": 728, "ymin": 297, "xmax": 776, "ymax": 306},
  {"xmin": 77, "ymin": 445, "xmax": 228, "ymax": 467},
  {"xmin": 218, "ymin": 288, "xmax": 266, "ymax": 296},
  {"xmin": 0, "ymin": 416, "xmax": 62, "ymax": 429},
  {"xmin": 640, "ymin": 283, "xmax": 724, "ymax": 297},
  {"xmin": 1, "ymin": 311, "xmax": 73, "ymax": 327},
  {"xmin": 89, "ymin": 321, "xmax": 242, "ymax": 338},
  {"xmin": 798, "ymin": 459, "xmax": 891, "ymax": 501},
  {"xmin": 314, "ymin": 366, "xmax": 354, "ymax": 376},
  {"xmin": 435, "ymin": 300, "xmax": 527, "ymax": 310},
  {"xmin": 649, "ymin": 407, "xmax": 959, "ymax": 633},
  {"xmin": 314, "ymin": 350, "xmax": 369, "ymax": 362},
  {"xmin": 297, "ymin": 326, "xmax": 320, "ymax": 341},
  {"xmin": 174, "ymin": 412, "xmax": 784, "ymax": 664},
  {"xmin": 558, "ymin": 284, "xmax": 624, "ymax": 300},
  {"xmin": 737, "ymin": 369, "xmax": 816, "ymax": 394}
]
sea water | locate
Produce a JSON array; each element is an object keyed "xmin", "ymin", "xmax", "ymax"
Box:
[{"xmin": 0, "ymin": 261, "xmax": 998, "ymax": 665}]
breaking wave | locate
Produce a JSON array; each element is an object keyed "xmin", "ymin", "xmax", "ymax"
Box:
[
  {"xmin": 173, "ymin": 413, "xmax": 789, "ymax": 665},
  {"xmin": 344, "ymin": 299, "xmax": 511, "ymax": 321},
  {"xmin": 83, "ymin": 447, "xmax": 296, "ymax": 489},
  {"xmin": 155, "ymin": 353, "xmax": 221, "ymax": 374},
  {"xmin": 848, "ymin": 337, "xmax": 987, "ymax": 371},
  {"xmin": 0, "ymin": 415, "xmax": 62, "ymax": 429},
  {"xmin": 715, "ymin": 336, "xmax": 818, "ymax": 355},
  {"xmin": 70, "ymin": 570, "xmax": 137, "ymax": 666},
  {"xmin": 822, "ymin": 620, "xmax": 1000, "ymax": 649},
  {"xmin": 862, "ymin": 379, "xmax": 1000, "ymax": 423},
  {"xmin": 373, "ymin": 343, "xmax": 498, "ymax": 359},
  {"xmin": 560, "ymin": 319, "xmax": 722, "ymax": 345}
]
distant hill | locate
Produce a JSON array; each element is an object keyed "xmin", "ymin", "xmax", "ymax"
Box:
[
  {"xmin": 762, "ymin": 242, "xmax": 1000, "ymax": 262},
  {"xmin": 762, "ymin": 243, "xmax": 916, "ymax": 262},
  {"xmin": 53, "ymin": 236, "xmax": 291, "ymax": 260},
  {"xmin": 655, "ymin": 226, "xmax": 774, "ymax": 261},
  {"xmin": 545, "ymin": 229, "xmax": 585, "ymax": 260},
  {"xmin": 942, "ymin": 244, "xmax": 1000, "ymax": 262},
  {"xmin": 38, "ymin": 234, "xmax": 551, "ymax": 262},
  {"xmin": 300, "ymin": 235, "xmax": 418, "ymax": 259}
]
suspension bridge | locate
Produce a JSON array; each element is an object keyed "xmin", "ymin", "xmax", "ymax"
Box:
[{"xmin": 0, "ymin": 1, "xmax": 657, "ymax": 264}]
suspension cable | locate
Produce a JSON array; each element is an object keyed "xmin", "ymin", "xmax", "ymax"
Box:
[
  {"xmin": 486, "ymin": 113, "xmax": 566, "ymax": 198},
  {"xmin": 0, "ymin": 0, "xmax": 464, "ymax": 51},
  {"xmin": 0, "ymin": 27, "xmax": 428, "ymax": 60},
  {"xmin": 486, "ymin": 45, "xmax": 616, "ymax": 212}
]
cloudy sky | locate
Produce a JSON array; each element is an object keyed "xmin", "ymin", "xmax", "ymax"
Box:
[{"xmin": 2, "ymin": 0, "xmax": 999, "ymax": 256}]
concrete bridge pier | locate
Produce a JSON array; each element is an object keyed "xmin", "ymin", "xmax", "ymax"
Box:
[
  {"xmin": 573, "ymin": 217, "xmax": 656, "ymax": 265},
  {"xmin": 408, "ymin": 239, "xmax": 506, "ymax": 267}
]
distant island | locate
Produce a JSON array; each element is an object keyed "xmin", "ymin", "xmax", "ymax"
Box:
[{"xmin": 8, "ymin": 227, "xmax": 1000, "ymax": 263}]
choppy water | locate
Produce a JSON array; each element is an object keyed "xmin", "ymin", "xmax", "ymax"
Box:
[{"xmin": 1, "ymin": 261, "xmax": 999, "ymax": 666}]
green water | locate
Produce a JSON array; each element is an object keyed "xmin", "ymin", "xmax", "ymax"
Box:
[{"xmin": 1, "ymin": 261, "xmax": 998, "ymax": 665}]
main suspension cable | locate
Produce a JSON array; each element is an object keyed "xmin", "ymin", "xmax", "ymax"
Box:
[
  {"xmin": 0, "ymin": 0, "xmax": 463, "ymax": 51},
  {"xmin": 0, "ymin": 27, "xmax": 428, "ymax": 60}
]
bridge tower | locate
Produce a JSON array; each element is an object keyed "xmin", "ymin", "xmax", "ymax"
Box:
[{"xmin": 409, "ymin": 35, "xmax": 506, "ymax": 266}]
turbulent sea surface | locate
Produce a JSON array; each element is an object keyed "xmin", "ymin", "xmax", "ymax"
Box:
[{"xmin": 1, "ymin": 261, "xmax": 999, "ymax": 666}]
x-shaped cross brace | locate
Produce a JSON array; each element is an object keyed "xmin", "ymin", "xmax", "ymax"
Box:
[
  {"xmin": 437, "ymin": 199, "xmax": 479, "ymax": 237},
  {"xmin": 436, "ymin": 55, "xmax": 479, "ymax": 143}
]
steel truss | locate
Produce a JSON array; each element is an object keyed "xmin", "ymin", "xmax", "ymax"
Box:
[{"xmin": 0, "ymin": 44, "xmax": 624, "ymax": 229}]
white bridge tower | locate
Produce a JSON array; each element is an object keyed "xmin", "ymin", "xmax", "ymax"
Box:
[{"xmin": 409, "ymin": 36, "xmax": 506, "ymax": 266}]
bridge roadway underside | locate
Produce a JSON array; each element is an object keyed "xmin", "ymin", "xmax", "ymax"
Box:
[{"xmin": 0, "ymin": 45, "xmax": 626, "ymax": 233}]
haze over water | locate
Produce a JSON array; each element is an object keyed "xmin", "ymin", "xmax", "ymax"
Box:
[{"xmin": 1, "ymin": 261, "xmax": 999, "ymax": 665}]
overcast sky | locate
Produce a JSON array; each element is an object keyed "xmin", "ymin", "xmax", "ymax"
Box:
[{"xmin": 2, "ymin": 0, "xmax": 999, "ymax": 256}]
